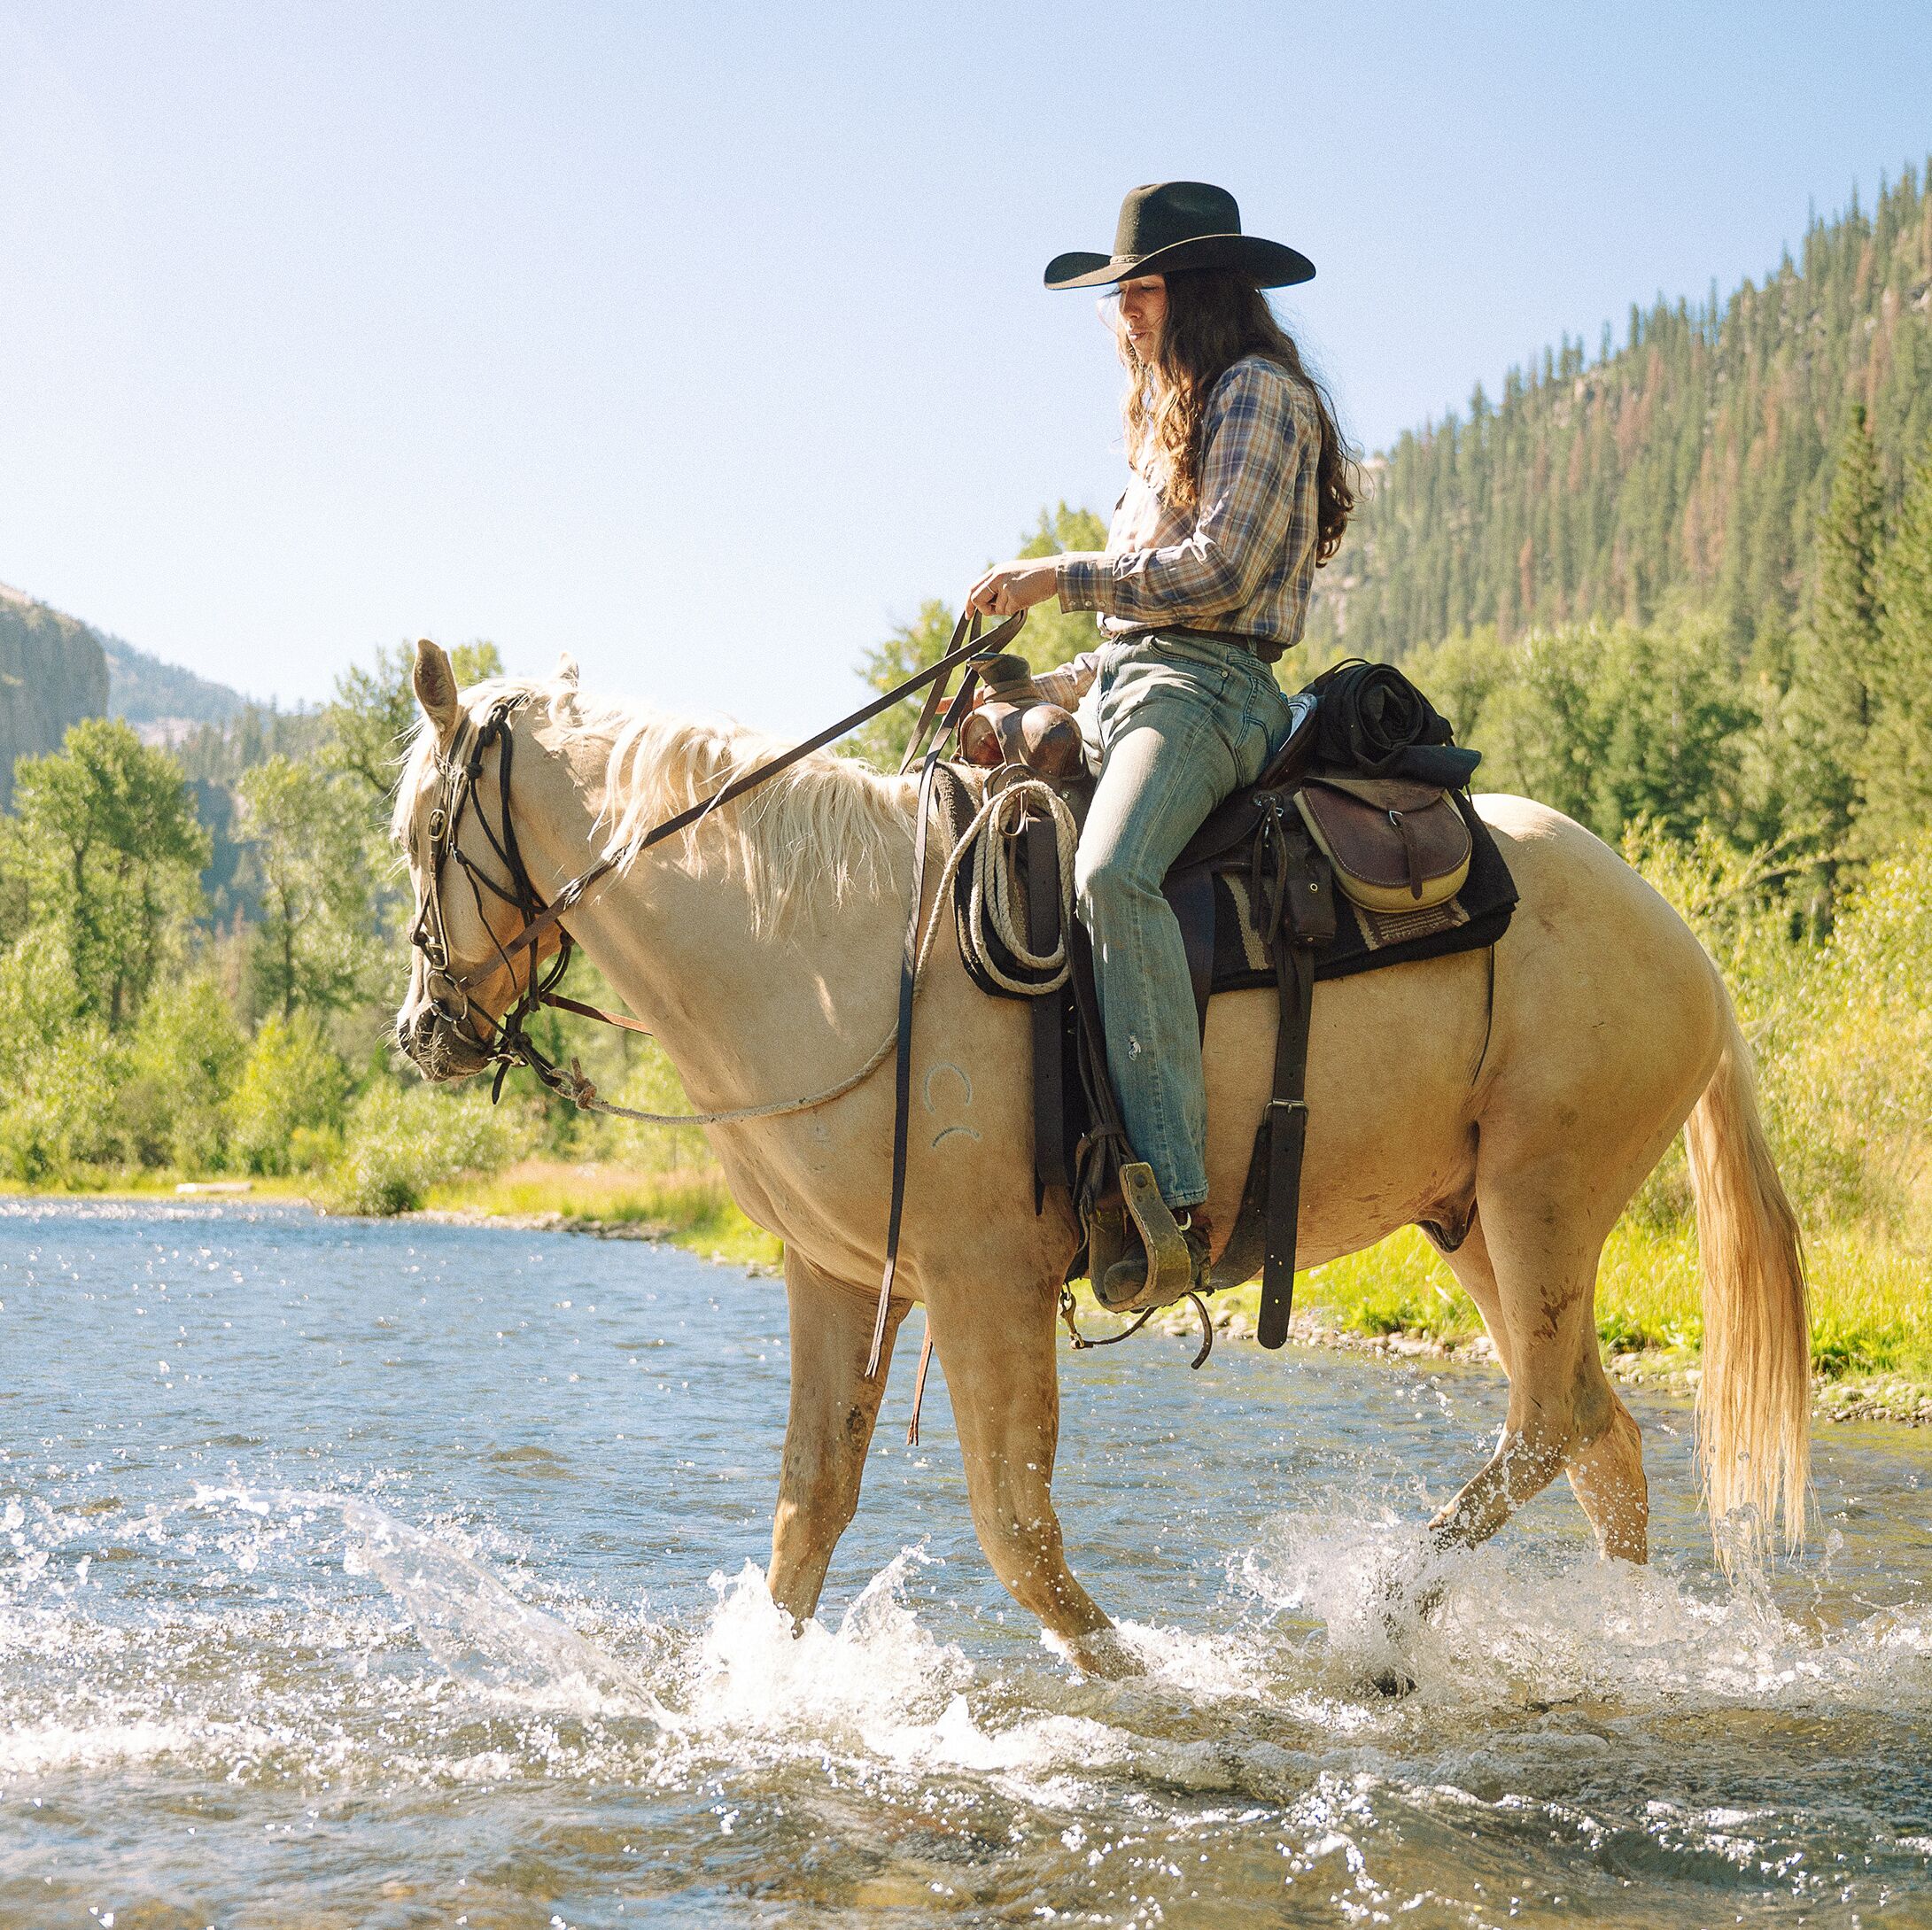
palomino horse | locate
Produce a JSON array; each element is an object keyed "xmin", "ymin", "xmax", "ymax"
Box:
[{"xmin": 392, "ymin": 642, "xmax": 1810, "ymax": 1668}]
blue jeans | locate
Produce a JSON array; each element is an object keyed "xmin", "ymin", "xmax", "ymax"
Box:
[{"xmin": 1075, "ymin": 635, "xmax": 1292, "ymax": 1208}]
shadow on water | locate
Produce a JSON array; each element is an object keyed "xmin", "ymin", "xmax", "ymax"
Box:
[{"xmin": 3, "ymin": 1197, "xmax": 1931, "ymax": 1926}]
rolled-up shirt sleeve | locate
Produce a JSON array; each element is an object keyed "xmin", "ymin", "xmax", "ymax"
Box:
[{"xmin": 1058, "ymin": 362, "xmax": 1307, "ymax": 624}]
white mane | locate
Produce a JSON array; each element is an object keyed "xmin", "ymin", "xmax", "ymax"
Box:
[{"xmin": 395, "ymin": 675, "xmax": 916, "ymax": 934}]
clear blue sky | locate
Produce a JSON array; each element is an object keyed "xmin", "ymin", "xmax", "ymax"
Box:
[{"xmin": 3, "ymin": 0, "xmax": 1928, "ymax": 732}]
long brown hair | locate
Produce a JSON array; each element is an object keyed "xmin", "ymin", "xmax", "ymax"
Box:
[{"xmin": 1120, "ymin": 267, "xmax": 1356, "ymax": 563}]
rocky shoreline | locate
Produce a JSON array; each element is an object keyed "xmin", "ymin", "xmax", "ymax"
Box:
[{"xmin": 404, "ymin": 1204, "xmax": 785, "ymax": 1273}]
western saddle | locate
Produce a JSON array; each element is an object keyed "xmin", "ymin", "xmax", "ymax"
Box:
[{"xmin": 935, "ymin": 656, "xmax": 1511, "ymax": 1353}]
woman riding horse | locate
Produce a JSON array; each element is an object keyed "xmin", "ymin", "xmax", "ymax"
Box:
[
  {"xmin": 967, "ymin": 180, "xmax": 1356, "ymax": 1312},
  {"xmin": 391, "ymin": 182, "xmax": 1808, "ymax": 1660}
]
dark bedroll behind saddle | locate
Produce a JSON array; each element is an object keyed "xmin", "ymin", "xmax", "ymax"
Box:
[{"xmin": 945, "ymin": 663, "xmax": 1519, "ymax": 1352}]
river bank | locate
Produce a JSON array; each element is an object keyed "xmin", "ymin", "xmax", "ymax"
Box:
[
  {"xmin": 1164, "ymin": 1287, "xmax": 1932, "ymax": 1428},
  {"xmin": 14, "ymin": 1159, "xmax": 1927, "ymax": 1423},
  {"xmin": 417, "ymin": 1159, "xmax": 1932, "ymax": 1429}
]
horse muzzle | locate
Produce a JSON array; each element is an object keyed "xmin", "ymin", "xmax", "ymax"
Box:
[{"xmin": 396, "ymin": 995, "xmax": 493, "ymax": 1082}]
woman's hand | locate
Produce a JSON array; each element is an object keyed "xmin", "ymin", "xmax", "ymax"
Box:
[{"xmin": 966, "ymin": 558, "xmax": 1062, "ymax": 619}]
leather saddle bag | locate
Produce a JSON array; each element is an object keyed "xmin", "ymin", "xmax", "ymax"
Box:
[{"xmin": 1293, "ymin": 775, "xmax": 1471, "ymax": 912}]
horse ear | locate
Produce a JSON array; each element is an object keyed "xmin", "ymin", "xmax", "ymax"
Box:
[
  {"xmin": 555, "ymin": 651, "xmax": 579, "ymax": 688},
  {"xmin": 413, "ymin": 639, "xmax": 462, "ymax": 748}
]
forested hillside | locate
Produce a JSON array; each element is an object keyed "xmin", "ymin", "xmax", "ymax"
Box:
[
  {"xmin": 1310, "ymin": 167, "xmax": 1932, "ymax": 659},
  {"xmin": 103, "ymin": 635, "xmax": 245, "ymax": 727},
  {"xmin": 0, "ymin": 585, "xmax": 110, "ymax": 809}
]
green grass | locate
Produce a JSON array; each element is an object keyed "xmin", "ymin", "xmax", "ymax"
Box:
[
  {"xmin": 422, "ymin": 1159, "xmax": 784, "ymax": 1269},
  {"xmin": 1214, "ymin": 1218, "xmax": 1931, "ymax": 1387}
]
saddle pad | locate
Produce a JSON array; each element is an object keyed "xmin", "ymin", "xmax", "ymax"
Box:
[{"xmin": 1211, "ymin": 792, "xmax": 1517, "ymax": 992}]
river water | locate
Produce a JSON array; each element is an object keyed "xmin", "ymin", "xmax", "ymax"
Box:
[{"xmin": 4, "ymin": 1198, "xmax": 1931, "ymax": 1927}]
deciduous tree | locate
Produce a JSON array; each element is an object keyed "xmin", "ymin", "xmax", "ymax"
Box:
[
  {"xmin": 237, "ymin": 754, "xmax": 381, "ymax": 1018},
  {"xmin": 8, "ymin": 718, "xmax": 209, "ymax": 1027}
]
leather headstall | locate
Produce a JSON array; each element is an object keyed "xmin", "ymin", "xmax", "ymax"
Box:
[{"xmin": 407, "ymin": 694, "xmax": 586, "ymax": 1098}]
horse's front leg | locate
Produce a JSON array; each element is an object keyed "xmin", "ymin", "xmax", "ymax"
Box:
[
  {"xmin": 767, "ymin": 1251, "xmax": 906, "ymax": 1624},
  {"xmin": 925, "ymin": 1268, "xmax": 1124, "ymax": 1670}
]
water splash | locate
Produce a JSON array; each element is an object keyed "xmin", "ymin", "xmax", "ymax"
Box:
[
  {"xmin": 671, "ymin": 1548, "xmax": 969, "ymax": 1742},
  {"xmin": 196, "ymin": 1486, "xmax": 661, "ymax": 1717},
  {"xmin": 1237, "ymin": 1506, "xmax": 1932, "ymax": 1713}
]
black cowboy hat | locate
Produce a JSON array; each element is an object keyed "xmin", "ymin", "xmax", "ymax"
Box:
[{"xmin": 1044, "ymin": 181, "xmax": 1315, "ymax": 291}]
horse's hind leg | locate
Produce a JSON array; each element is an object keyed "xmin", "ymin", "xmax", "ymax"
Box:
[
  {"xmin": 1438, "ymin": 1204, "xmax": 1649, "ymax": 1562},
  {"xmin": 1426, "ymin": 1174, "xmax": 1621, "ymax": 1553},
  {"xmin": 767, "ymin": 1251, "xmax": 906, "ymax": 1624},
  {"xmin": 923, "ymin": 1272, "xmax": 1116, "ymax": 1660},
  {"xmin": 1563, "ymin": 1391, "xmax": 1648, "ymax": 1562}
]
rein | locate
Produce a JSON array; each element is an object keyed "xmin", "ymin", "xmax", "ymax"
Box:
[{"xmin": 407, "ymin": 609, "xmax": 1026, "ymax": 1124}]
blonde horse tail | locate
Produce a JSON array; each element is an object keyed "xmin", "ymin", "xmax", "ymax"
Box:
[{"xmin": 1685, "ymin": 990, "xmax": 1811, "ymax": 1558}]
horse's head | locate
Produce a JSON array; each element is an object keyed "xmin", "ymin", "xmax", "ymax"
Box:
[{"xmin": 392, "ymin": 639, "xmax": 578, "ymax": 1082}]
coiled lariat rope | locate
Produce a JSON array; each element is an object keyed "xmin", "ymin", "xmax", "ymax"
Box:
[
  {"xmin": 523, "ymin": 771, "xmax": 1080, "ymax": 1128},
  {"xmin": 956, "ymin": 772, "xmax": 1080, "ymax": 997}
]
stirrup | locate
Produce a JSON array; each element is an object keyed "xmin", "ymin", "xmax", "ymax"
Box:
[{"xmin": 1096, "ymin": 1162, "xmax": 1194, "ymax": 1310}]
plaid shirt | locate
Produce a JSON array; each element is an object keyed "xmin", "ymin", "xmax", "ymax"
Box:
[{"xmin": 1055, "ymin": 353, "xmax": 1320, "ymax": 662}]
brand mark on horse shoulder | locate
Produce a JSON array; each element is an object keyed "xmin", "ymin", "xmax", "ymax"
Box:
[
  {"xmin": 922, "ymin": 1061, "xmax": 980, "ymax": 1150},
  {"xmin": 922, "ymin": 1062, "xmax": 974, "ymax": 1113}
]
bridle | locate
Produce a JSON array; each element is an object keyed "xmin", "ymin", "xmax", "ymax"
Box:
[
  {"xmin": 407, "ymin": 690, "xmax": 596, "ymax": 1100},
  {"xmin": 404, "ymin": 609, "xmax": 1027, "ymax": 1115}
]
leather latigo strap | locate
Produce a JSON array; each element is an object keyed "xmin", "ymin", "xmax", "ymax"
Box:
[
  {"xmin": 1259, "ymin": 941, "xmax": 1315, "ymax": 1349},
  {"xmin": 1024, "ymin": 813, "xmax": 1072, "ymax": 1201},
  {"xmin": 1247, "ymin": 797, "xmax": 1335, "ymax": 1350}
]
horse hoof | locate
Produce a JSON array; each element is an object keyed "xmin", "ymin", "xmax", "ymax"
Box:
[{"xmin": 1063, "ymin": 1625, "xmax": 1144, "ymax": 1679}]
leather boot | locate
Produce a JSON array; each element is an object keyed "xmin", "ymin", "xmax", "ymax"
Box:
[{"xmin": 1095, "ymin": 1213, "xmax": 1213, "ymax": 1314}]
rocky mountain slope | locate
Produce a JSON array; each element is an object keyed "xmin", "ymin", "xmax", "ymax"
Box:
[{"xmin": 0, "ymin": 583, "xmax": 249, "ymax": 802}]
